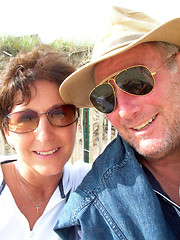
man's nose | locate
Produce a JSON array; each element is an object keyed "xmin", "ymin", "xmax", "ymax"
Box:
[{"xmin": 114, "ymin": 86, "xmax": 143, "ymax": 119}]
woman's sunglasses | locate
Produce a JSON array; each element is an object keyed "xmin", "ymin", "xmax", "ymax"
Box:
[
  {"xmin": 90, "ymin": 54, "xmax": 176, "ymax": 114},
  {"xmin": 3, "ymin": 104, "xmax": 79, "ymax": 134}
]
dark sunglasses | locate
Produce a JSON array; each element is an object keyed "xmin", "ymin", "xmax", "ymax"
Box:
[
  {"xmin": 3, "ymin": 104, "xmax": 79, "ymax": 134},
  {"xmin": 90, "ymin": 54, "xmax": 176, "ymax": 114}
]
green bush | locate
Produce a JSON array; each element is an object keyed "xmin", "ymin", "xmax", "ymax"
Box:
[{"xmin": 0, "ymin": 34, "xmax": 41, "ymax": 56}]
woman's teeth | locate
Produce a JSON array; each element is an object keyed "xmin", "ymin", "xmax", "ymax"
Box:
[
  {"xmin": 133, "ymin": 116, "xmax": 156, "ymax": 130},
  {"xmin": 36, "ymin": 148, "xmax": 59, "ymax": 155}
]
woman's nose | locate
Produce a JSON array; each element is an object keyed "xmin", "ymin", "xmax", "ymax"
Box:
[{"xmin": 34, "ymin": 115, "xmax": 55, "ymax": 142}]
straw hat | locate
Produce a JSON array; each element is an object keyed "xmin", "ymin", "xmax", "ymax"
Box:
[{"xmin": 60, "ymin": 6, "xmax": 180, "ymax": 108}]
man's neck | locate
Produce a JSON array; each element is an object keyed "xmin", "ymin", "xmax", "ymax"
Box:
[{"xmin": 141, "ymin": 156, "xmax": 180, "ymax": 206}]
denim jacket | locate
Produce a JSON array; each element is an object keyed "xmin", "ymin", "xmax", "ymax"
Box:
[{"xmin": 54, "ymin": 135, "xmax": 176, "ymax": 240}]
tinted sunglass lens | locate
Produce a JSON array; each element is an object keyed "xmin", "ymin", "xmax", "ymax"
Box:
[
  {"xmin": 7, "ymin": 111, "xmax": 38, "ymax": 133},
  {"xmin": 48, "ymin": 105, "xmax": 78, "ymax": 127},
  {"xmin": 4, "ymin": 105, "xmax": 79, "ymax": 133},
  {"xmin": 115, "ymin": 66, "xmax": 154, "ymax": 95},
  {"xmin": 90, "ymin": 84, "xmax": 115, "ymax": 114}
]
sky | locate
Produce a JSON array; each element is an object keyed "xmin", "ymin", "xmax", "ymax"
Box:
[{"xmin": 0, "ymin": 0, "xmax": 179, "ymax": 43}]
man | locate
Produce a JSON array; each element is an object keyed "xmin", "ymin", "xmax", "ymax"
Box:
[{"xmin": 54, "ymin": 6, "xmax": 180, "ymax": 240}]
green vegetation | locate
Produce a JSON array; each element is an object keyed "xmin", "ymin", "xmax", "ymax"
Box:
[
  {"xmin": 0, "ymin": 34, "xmax": 93, "ymax": 69},
  {"xmin": 0, "ymin": 34, "xmax": 41, "ymax": 56},
  {"xmin": 0, "ymin": 34, "xmax": 93, "ymax": 55},
  {"xmin": 50, "ymin": 38, "xmax": 92, "ymax": 52}
]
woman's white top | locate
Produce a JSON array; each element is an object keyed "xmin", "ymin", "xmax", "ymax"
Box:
[{"xmin": 0, "ymin": 157, "xmax": 91, "ymax": 240}]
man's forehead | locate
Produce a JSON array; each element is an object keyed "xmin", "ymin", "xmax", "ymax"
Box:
[{"xmin": 94, "ymin": 43, "xmax": 154, "ymax": 83}]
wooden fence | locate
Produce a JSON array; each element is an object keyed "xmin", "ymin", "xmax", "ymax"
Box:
[{"xmin": 0, "ymin": 108, "xmax": 117, "ymax": 163}]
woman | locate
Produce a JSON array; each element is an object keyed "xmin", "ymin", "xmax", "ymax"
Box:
[{"xmin": 0, "ymin": 45, "xmax": 90, "ymax": 239}]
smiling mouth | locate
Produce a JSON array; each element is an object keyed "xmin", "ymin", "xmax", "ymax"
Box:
[
  {"xmin": 36, "ymin": 148, "xmax": 59, "ymax": 156},
  {"xmin": 133, "ymin": 115, "xmax": 156, "ymax": 130}
]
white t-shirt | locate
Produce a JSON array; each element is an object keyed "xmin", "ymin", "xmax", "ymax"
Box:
[{"xmin": 0, "ymin": 159, "xmax": 91, "ymax": 240}]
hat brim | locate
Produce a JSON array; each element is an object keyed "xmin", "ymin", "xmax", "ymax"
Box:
[{"xmin": 60, "ymin": 18, "xmax": 180, "ymax": 108}]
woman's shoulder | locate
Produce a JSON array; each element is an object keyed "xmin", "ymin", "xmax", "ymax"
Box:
[
  {"xmin": 0, "ymin": 154, "xmax": 17, "ymax": 164},
  {"xmin": 65, "ymin": 160, "xmax": 91, "ymax": 178},
  {"xmin": 63, "ymin": 160, "xmax": 92, "ymax": 192},
  {"xmin": 0, "ymin": 154, "xmax": 17, "ymax": 182}
]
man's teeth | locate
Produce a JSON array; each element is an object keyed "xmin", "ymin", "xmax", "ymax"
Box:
[
  {"xmin": 36, "ymin": 148, "xmax": 59, "ymax": 155},
  {"xmin": 133, "ymin": 116, "xmax": 156, "ymax": 130}
]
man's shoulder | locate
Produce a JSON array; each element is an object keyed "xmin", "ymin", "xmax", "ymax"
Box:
[{"xmin": 76, "ymin": 135, "xmax": 133, "ymax": 193}]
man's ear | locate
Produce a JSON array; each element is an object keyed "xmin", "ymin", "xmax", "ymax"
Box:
[{"xmin": 175, "ymin": 51, "xmax": 180, "ymax": 70}]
